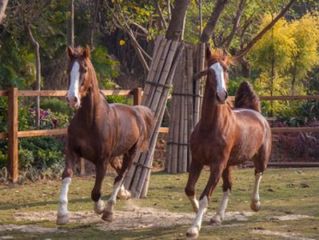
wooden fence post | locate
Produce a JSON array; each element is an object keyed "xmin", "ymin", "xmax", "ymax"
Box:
[
  {"xmin": 133, "ymin": 87, "xmax": 142, "ymax": 105},
  {"xmin": 79, "ymin": 158, "xmax": 86, "ymax": 176},
  {"xmin": 8, "ymin": 87, "xmax": 18, "ymax": 183}
]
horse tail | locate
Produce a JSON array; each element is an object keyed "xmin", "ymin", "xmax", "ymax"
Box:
[
  {"xmin": 135, "ymin": 106, "xmax": 155, "ymax": 151},
  {"xmin": 234, "ymin": 81, "xmax": 261, "ymax": 112}
]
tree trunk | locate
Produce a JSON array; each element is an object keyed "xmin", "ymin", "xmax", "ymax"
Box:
[
  {"xmin": 0, "ymin": 0, "xmax": 8, "ymax": 24},
  {"xmin": 198, "ymin": 0, "xmax": 203, "ymax": 39},
  {"xmin": 89, "ymin": 0, "xmax": 100, "ymax": 48},
  {"xmin": 200, "ymin": 0, "xmax": 228, "ymax": 43},
  {"xmin": 165, "ymin": 0, "xmax": 190, "ymax": 41},
  {"xmin": 67, "ymin": 0, "xmax": 74, "ymax": 47},
  {"xmin": 27, "ymin": 25, "xmax": 41, "ymax": 128}
]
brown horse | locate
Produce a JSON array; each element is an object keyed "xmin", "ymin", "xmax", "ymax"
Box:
[
  {"xmin": 185, "ymin": 48, "xmax": 272, "ymax": 238},
  {"xmin": 56, "ymin": 46, "xmax": 154, "ymax": 224}
]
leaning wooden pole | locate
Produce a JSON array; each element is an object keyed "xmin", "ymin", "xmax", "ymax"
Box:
[{"xmin": 124, "ymin": 37, "xmax": 184, "ymax": 198}]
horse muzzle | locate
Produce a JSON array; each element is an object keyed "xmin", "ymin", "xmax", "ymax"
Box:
[
  {"xmin": 66, "ymin": 96, "xmax": 81, "ymax": 109},
  {"xmin": 216, "ymin": 90, "xmax": 228, "ymax": 104}
]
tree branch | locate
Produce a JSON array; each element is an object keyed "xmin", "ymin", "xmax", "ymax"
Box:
[
  {"xmin": 236, "ymin": 0, "xmax": 296, "ymax": 58},
  {"xmin": 27, "ymin": 24, "xmax": 42, "ymax": 127},
  {"xmin": 224, "ymin": 0, "xmax": 246, "ymax": 49},
  {"xmin": 0, "ymin": 0, "xmax": 9, "ymax": 24},
  {"xmin": 155, "ymin": 1, "xmax": 167, "ymax": 30},
  {"xmin": 200, "ymin": 0, "xmax": 229, "ymax": 43}
]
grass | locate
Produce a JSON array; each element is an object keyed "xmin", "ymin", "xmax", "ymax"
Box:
[{"xmin": 0, "ymin": 168, "xmax": 319, "ymax": 239}]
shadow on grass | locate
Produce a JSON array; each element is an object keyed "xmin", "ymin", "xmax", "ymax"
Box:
[{"xmin": 0, "ymin": 197, "xmax": 93, "ymax": 211}]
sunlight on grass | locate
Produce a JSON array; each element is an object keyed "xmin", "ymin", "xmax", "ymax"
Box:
[{"xmin": 0, "ymin": 168, "xmax": 318, "ymax": 239}]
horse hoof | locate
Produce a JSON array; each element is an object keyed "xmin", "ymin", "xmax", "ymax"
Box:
[
  {"xmin": 56, "ymin": 214, "xmax": 69, "ymax": 225},
  {"xmin": 117, "ymin": 189, "xmax": 131, "ymax": 200},
  {"xmin": 210, "ymin": 215, "xmax": 222, "ymax": 225},
  {"xmin": 94, "ymin": 200, "xmax": 105, "ymax": 215},
  {"xmin": 250, "ymin": 200, "xmax": 261, "ymax": 212},
  {"xmin": 186, "ymin": 226, "xmax": 199, "ymax": 239},
  {"xmin": 102, "ymin": 211, "xmax": 113, "ymax": 222}
]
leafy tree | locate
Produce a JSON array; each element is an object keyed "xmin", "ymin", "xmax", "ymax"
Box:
[{"xmin": 288, "ymin": 14, "xmax": 319, "ymax": 95}]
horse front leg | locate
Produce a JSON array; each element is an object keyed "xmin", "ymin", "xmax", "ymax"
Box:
[
  {"xmin": 92, "ymin": 161, "xmax": 107, "ymax": 216},
  {"xmin": 185, "ymin": 161, "xmax": 203, "ymax": 213},
  {"xmin": 56, "ymin": 150, "xmax": 77, "ymax": 225},
  {"xmin": 102, "ymin": 149, "xmax": 136, "ymax": 222},
  {"xmin": 186, "ymin": 163, "xmax": 225, "ymax": 239}
]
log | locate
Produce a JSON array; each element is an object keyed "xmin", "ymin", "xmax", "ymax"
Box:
[{"xmin": 126, "ymin": 42, "xmax": 184, "ymax": 198}]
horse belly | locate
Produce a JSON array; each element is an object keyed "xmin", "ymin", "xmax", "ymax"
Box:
[{"xmin": 228, "ymin": 137, "xmax": 263, "ymax": 165}]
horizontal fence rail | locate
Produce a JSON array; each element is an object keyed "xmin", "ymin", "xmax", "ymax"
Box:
[{"xmin": 0, "ymin": 88, "xmax": 319, "ymax": 182}]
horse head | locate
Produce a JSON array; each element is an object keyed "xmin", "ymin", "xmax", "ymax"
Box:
[
  {"xmin": 66, "ymin": 46, "xmax": 94, "ymax": 109},
  {"xmin": 205, "ymin": 47, "xmax": 231, "ymax": 104}
]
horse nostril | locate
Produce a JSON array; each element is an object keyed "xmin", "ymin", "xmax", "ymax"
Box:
[{"xmin": 74, "ymin": 96, "xmax": 78, "ymax": 103}]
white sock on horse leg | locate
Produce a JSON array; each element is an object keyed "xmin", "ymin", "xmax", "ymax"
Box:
[
  {"xmin": 57, "ymin": 177, "xmax": 71, "ymax": 217},
  {"xmin": 117, "ymin": 184, "xmax": 131, "ymax": 200},
  {"xmin": 106, "ymin": 180, "xmax": 123, "ymax": 212},
  {"xmin": 187, "ymin": 196, "xmax": 208, "ymax": 238},
  {"xmin": 251, "ymin": 172, "xmax": 263, "ymax": 211},
  {"xmin": 211, "ymin": 189, "xmax": 230, "ymax": 224},
  {"xmin": 188, "ymin": 195, "xmax": 199, "ymax": 212}
]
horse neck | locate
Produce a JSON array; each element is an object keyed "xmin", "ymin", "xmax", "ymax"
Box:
[
  {"xmin": 199, "ymin": 81, "xmax": 230, "ymax": 130},
  {"xmin": 78, "ymin": 63, "xmax": 109, "ymax": 125}
]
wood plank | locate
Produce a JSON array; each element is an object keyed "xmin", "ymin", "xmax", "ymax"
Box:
[
  {"xmin": 244, "ymin": 162, "xmax": 319, "ymax": 168},
  {"xmin": 8, "ymin": 88, "xmax": 19, "ymax": 183},
  {"xmin": 272, "ymin": 127, "xmax": 319, "ymax": 133},
  {"xmin": 0, "ymin": 90, "xmax": 8, "ymax": 96},
  {"xmin": 17, "ymin": 128, "xmax": 67, "ymax": 138},
  {"xmin": 18, "ymin": 89, "xmax": 131, "ymax": 97},
  {"xmin": 0, "ymin": 132, "xmax": 8, "ymax": 139}
]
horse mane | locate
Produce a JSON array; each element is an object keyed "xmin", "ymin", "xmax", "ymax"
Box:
[
  {"xmin": 207, "ymin": 48, "xmax": 233, "ymax": 67},
  {"xmin": 234, "ymin": 81, "xmax": 261, "ymax": 112}
]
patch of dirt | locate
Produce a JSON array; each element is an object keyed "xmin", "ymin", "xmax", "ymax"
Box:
[
  {"xmin": 252, "ymin": 229, "xmax": 316, "ymax": 240},
  {"xmin": 13, "ymin": 203, "xmax": 255, "ymax": 232},
  {"xmin": 268, "ymin": 214, "xmax": 313, "ymax": 221}
]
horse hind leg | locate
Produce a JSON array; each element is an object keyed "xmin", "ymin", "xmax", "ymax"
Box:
[
  {"xmin": 110, "ymin": 157, "xmax": 131, "ymax": 200},
  {"xmin": 251, "ymin": 143, "xmax": 270, "ymax": 212},
  {"xmin": 211, "ymin": 166, "xmax": 232, "ymax": 225},
  {"xmin": 102, "ymin": 147, "xmax": 136, "ymax": 222},
  {"xmin": 92, "ymin": 161, "xmax": 107, "ymax": 215}
]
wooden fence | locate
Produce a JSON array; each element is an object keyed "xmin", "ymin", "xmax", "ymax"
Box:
[
  {"xmin": 0, "ymin": 88, "xmax": 319, "ymax": 182},
  {"xmin": 0, "ymin": 87, "xmax": 144, "ymax": 183}
]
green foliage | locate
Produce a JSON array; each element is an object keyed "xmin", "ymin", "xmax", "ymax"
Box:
[
  {"xmin": 19, "ymin": 137, "xmax": 64, "ymax": 170},
  {"xmin": 248, "ymin": 12, "xmax": 319, "ymax": 115},
  {"xmin": 91, "ymin": 46, "xmax": 120, "ymax": 88},
  {"xmin": 41, "ymin": 98, "xmax": 72, "ymax": 115}
]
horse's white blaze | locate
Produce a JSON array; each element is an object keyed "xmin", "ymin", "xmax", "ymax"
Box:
[
  {"xmin": 209, "ymin": 62, "xmax": 226, "ymax": 94},
  {"xmin": 57, "ymin": 177, "xmax": 71, "ymax": 216},
  {"xmin": 189, "ymin": 196, "xmax": 208, "ymax": 231},
  {"xmin": 217, "ymin": 189, "xmax": 230, "ymax": 218},
  {"xmin": 67, "ymin": 61, "xmax": 81, "ymax": 108},
  {"xmin": 252, "ymin": 172, "xmax": 263, "ymax": 202}
]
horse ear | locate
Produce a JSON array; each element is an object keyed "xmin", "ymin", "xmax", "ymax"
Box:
[
  {"xmin": 67, "ymin": 46, "xmax": 74, "ymax": 59},
  {"xmin": 83, "ymin": 46, "xmax": 91, "ymax": 59},
  {"xmin": 205, "ymin": 45, "xmax": 212, "ymax": 59}
]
